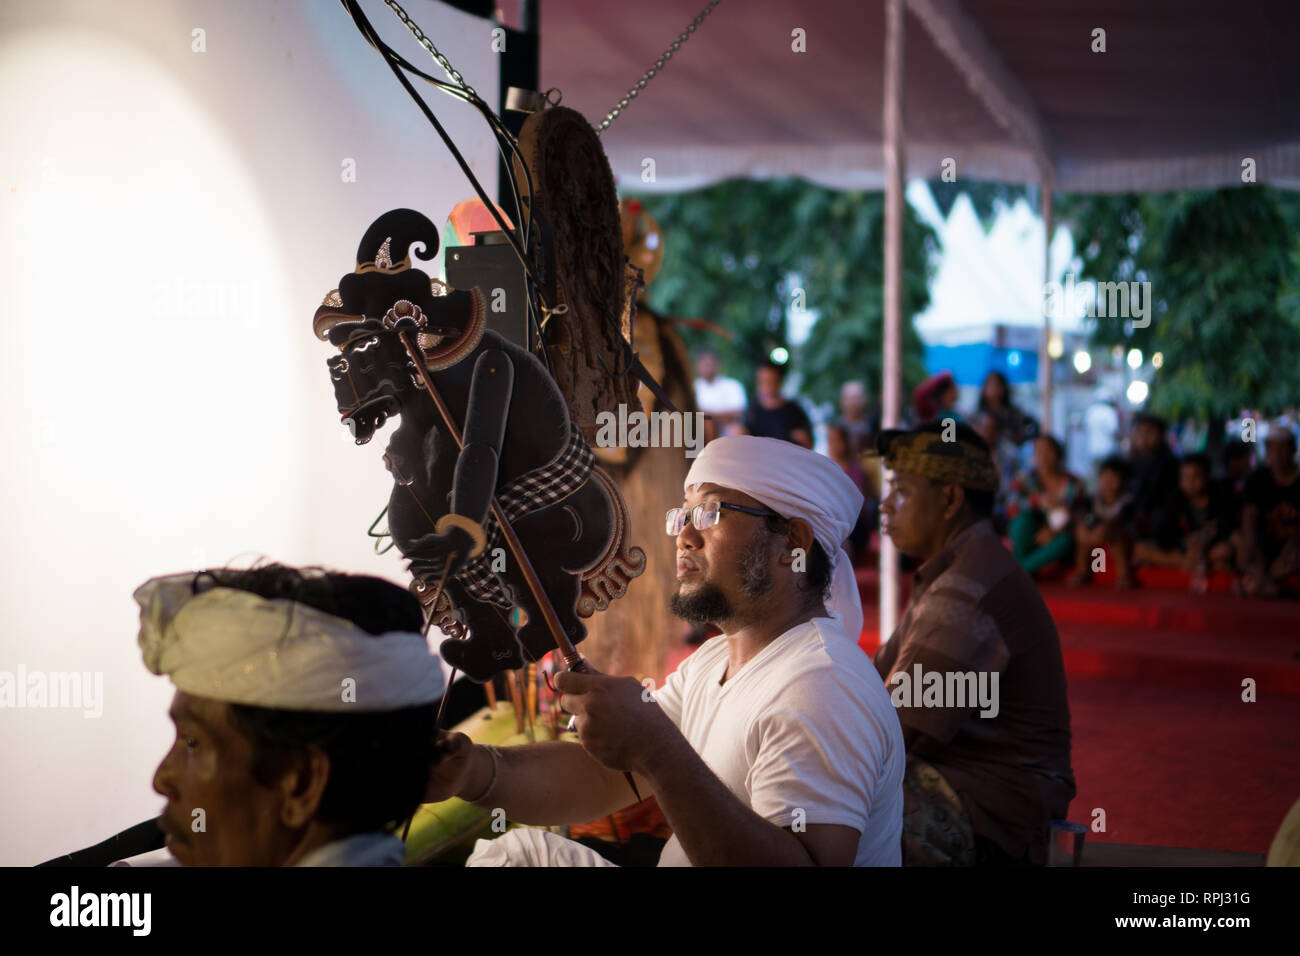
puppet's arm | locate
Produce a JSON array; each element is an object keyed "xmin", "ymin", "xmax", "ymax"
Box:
[{"xmin": 408, "ymin": 349, "xmax": 514, "ymax": 579}]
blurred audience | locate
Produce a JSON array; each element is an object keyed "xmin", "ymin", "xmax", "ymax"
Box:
[
  {"xmin": 1126, "ymin": 414, "xmax": 1180, "ymax": 539},
  {"xmin": 1068, "ymin": 455, "xmax": 1136, "ymax": 589},
  {"xmin": 693, "ymin": 349, "xmax": 747, "ymax": 441},
  {"xmin": 717, "ymin": 358, "xmax": 1297, "ymax": 599},
  {"xmin": 827, "ymin": 423, "xmax": 873, "ymax": 560},
  {"xmin": 976, "ymin": 371, "xmax": 1039, "ymax": 501},
  {"xmin": 1134, "ymin": 453, "xmax": 1236, "ymax": 593},
  {"xmin": 1007, "ymin": 436, "xmax": 1086, "ymax": 576},
  {"xmin": 978, "ymin": 371, "xmax": 1038, "ymax": 447},
  {"xmin": 1238, "ymin": 425, "xmax": 1300, "ymax": 597},
  {"xmin": 835, "ymin": 381, "xmax": 879, "ymax": 458},
  {"xmin": 738, "ymin": 361, "xmax": 813, "ymax": 448},
  {"xmin": 971, "ymin": 411, "xmax": 1008, "ymax": 533},
  {"xmin": 912, "ymin": 371, "xmax": 961, "ymax": 424}
]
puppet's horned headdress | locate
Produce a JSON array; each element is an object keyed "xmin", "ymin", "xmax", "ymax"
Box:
[{"xmin": 313, "ymin": 208, "xmax": 460, "ymax": 342}]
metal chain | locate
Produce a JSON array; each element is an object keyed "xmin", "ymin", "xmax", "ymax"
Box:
[
  {"xmin": 386, "ymin": 0, "xmax": 719, "ymax": 136},
  {"xmin": 384, "ymin": 0, "xmax": 484, "ymax": 105},
  {"xmin": 596, "ymin": 0, "xmax": 721, "ymax": 135}
]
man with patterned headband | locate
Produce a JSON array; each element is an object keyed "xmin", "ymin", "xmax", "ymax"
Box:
[
  {"xmin": 874, "ymin": 420, "xmax": 1075, "ymax": 866},
  {"xmin": 135, "ymin": 563, "xmax": 445, "ymax": 866}
]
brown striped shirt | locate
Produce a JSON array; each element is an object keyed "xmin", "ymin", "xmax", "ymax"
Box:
[{"xmin": 873, "ymin": 519, "xmax": 1075, "ymax": 863}]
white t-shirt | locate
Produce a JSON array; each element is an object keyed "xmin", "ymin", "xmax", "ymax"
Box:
[
  {"xmin": 651, "ymin": 618, "xmax": 904, "ymax": 866},
  {"xmin": 694, "ymin": 376, "xmax": 747, "ymax": 416}
]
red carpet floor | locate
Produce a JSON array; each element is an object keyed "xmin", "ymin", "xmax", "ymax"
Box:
[
  {"xmin": 855, "ymin": 563, "xmax": 1300, "ymax": 853},
  {"xmin": 657, "ymin": 549, "xmax": 1300, "ymax": 853}
]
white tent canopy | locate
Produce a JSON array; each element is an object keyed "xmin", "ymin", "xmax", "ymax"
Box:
[
  {"xmin": 910, "ymin": 184, "xmax": 1085, "ymax": 344},
  {"xmin": 541, "ymin": 0, "xmax": 1300, "ymax": 194}
]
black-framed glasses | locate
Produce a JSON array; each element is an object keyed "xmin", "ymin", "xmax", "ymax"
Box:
[{"xmin": 665, "ymin": 500, "xmax": 784, "ymax": 536}]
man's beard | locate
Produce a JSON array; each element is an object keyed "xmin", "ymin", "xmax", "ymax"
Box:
[
  {"xmin": 669, "ymin": 583, "xmax": 731, "ymax": 625},
  {"xmin": 668, "ymin": 543, "xmax": 774, "ymax": 625}
]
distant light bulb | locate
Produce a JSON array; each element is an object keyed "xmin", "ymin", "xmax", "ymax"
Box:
[
  {"xmin": 1151, "ymin": 351, "xmax": 1164, "ymax": 369},
  {"xmin": 1127, "ymin": 348, "xmax": 1143, "ymax": 369},
  {"xmin": 1073, "ymin": 350, "xmax": 1092, "ymax": 374},
  {"xmin": 769, "ymin": 347, "xmax": 789, "ymax": 364},
  {"xmin": 1126, "ymin": 380, "xmax": 1149, "ymax": 404},
  {"xmin": 1048, "ymin": 332, "xmax": 1064, "ymax": 359}
]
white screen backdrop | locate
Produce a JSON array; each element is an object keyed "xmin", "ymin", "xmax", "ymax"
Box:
[{"xmin": 0, "ymin": 0, "xmax": 499, "ymax": 865}]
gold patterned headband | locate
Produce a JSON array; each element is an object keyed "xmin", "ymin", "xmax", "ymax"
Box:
[{"xmin": 880, "ymin": 430, "xmax": 1000, "ymax": 492}]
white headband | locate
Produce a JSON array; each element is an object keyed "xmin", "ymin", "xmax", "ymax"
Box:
[
  {"xmin": 134, "ymin": 573, "xmax": 445, "ymax": 712},
  {"xmin": 684, "ymin": 436, "xmax": 866, "ymax": 641}
]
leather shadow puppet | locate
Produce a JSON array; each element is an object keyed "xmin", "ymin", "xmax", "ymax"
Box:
[{"xmin": 314, "ymin": 209, "xmax": 643, "ymax": 681}]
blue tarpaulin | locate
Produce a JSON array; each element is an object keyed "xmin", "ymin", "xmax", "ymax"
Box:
[{"xmin": 924, "ymin": 343, "xmax": 1039, "ymax": 386}]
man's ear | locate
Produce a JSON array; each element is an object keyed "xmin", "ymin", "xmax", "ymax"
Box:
[
  {"xmin": 779, "ymin": 517, "xmax": 817, "ymax": 566},
  {"xmin": 943, "ymin": 483, "xmax": 966, "ymax": 522},
  {"xmin": 279, "ymin": 748, "xmax": 331, "ymax": 829}
]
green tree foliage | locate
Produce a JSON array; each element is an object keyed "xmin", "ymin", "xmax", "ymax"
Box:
[
  {"xmin": 1159, "ymin": 190, "xmax": 1300, "ymax": 418},
  {"xmin": 1055, "ymin": 187, "xmax": 1300, "ymax": 431},
  {"xmin": 627, "ymin": 178, "xmax": 938, "ymax": 408}
]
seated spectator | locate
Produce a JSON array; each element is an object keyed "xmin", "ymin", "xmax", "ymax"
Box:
[
  {"xmin": 137, "ymin": 563, "xmax": 445, "ymax": 866},
  {"xmin": 1239, "ymin": 424, "xmax": 1300, "ymax": 597},
  {"xmin": 978, "ymin": 371, "xmax": 1039, "ymax": 506},
  {"xmin": 874, "ymin": 421, "xmax": 1075, "ymax": 866},
  {"xmin": 693, "ymin": 349, "xmax": 747, "ymax": 440},
  {"xmin": 1127, "ymin": 413, "xmax": 1180, "ymax": 539},
  {"xmin": 1068, "ymin": 455, "xmax": 1136, "ymax": 589},
  {"xmin": 1134, "ymin": 453, "xmax": 1236, "ymax": 593},
  {"xmin": 836, "ymin": 380, "xmax": 879, "ymax": 458},
  {"xmin": 972, "ymin": 411, "xmax": 1009, "ymax": 534},
  {"xmin": 1222, "ymin": 439, "xmax": 1255, "ymax": 495},
  {"xmin": 1007, "ymin": 435, "xmax": 1086, "ymax": 577},
  {"xmin": 827, "ymin": 423, "xmax": 872, "ymax": 559},
  {"xmin": 913, "ymin": 371, "xmax": 962, "ymax": 424},
  {"xmin": 978, "ymin": 371, "xmax": 1038, "ymax": 447},
  {"xmin": 1221, "ymin": 439, "xmax": 1254, "ymax": 535},
  {"xmin": 737, "ymin": 360, "xmax": 813, "ymax": 448}
]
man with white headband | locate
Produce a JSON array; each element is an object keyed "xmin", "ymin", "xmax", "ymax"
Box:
[
  {"xmin": 438, "ymin": 435, "xmax": 904, "ymax": 866},
  {"xmin": 135, "ymin": 563, "xmax": 445, "ymax": 866}
]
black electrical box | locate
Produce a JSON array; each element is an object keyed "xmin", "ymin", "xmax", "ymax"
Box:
[{"xmin": 445, "ymin": 231, "xmax": 532, "ymax": 353}]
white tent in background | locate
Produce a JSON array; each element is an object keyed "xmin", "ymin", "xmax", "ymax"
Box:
[{"xmin": 913, "ymin": 186, "xmax": 1086, "ymax": 348}]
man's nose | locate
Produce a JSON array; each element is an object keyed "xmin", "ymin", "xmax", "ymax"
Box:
[
  {"xmin": 676, "ymin": 517, "xmax": 702, "ymax": 549},
  {"xmin": 152, "ymin": 749, "xmax": 177, "ymax": 800}
]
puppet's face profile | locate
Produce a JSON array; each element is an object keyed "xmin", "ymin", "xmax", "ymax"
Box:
[{"xmin": 326, "ymin": 320, "xmax": 415, "ymax": 444}]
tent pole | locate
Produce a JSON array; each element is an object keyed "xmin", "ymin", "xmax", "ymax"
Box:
[
  {"xmin": 879, "ymin": 0, "xmax": 905, "ymax": 646},
  {"xmin": 1040, "ymin": 177, "xmax": 1054, "ymax": 433}
]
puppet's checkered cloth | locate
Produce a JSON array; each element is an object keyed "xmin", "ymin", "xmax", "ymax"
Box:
[{"xmin": 456, "ymin": 423, "xmax": 596, "ymax": 610}]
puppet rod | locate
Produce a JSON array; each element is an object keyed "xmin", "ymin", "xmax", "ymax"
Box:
[
  {"xmin": 398, "ymin": 332, "xmax": 582, "ymax": 666},
  {"xmin": 401, "ymin": 332, "xmax": 641, "ymax": 802}
]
